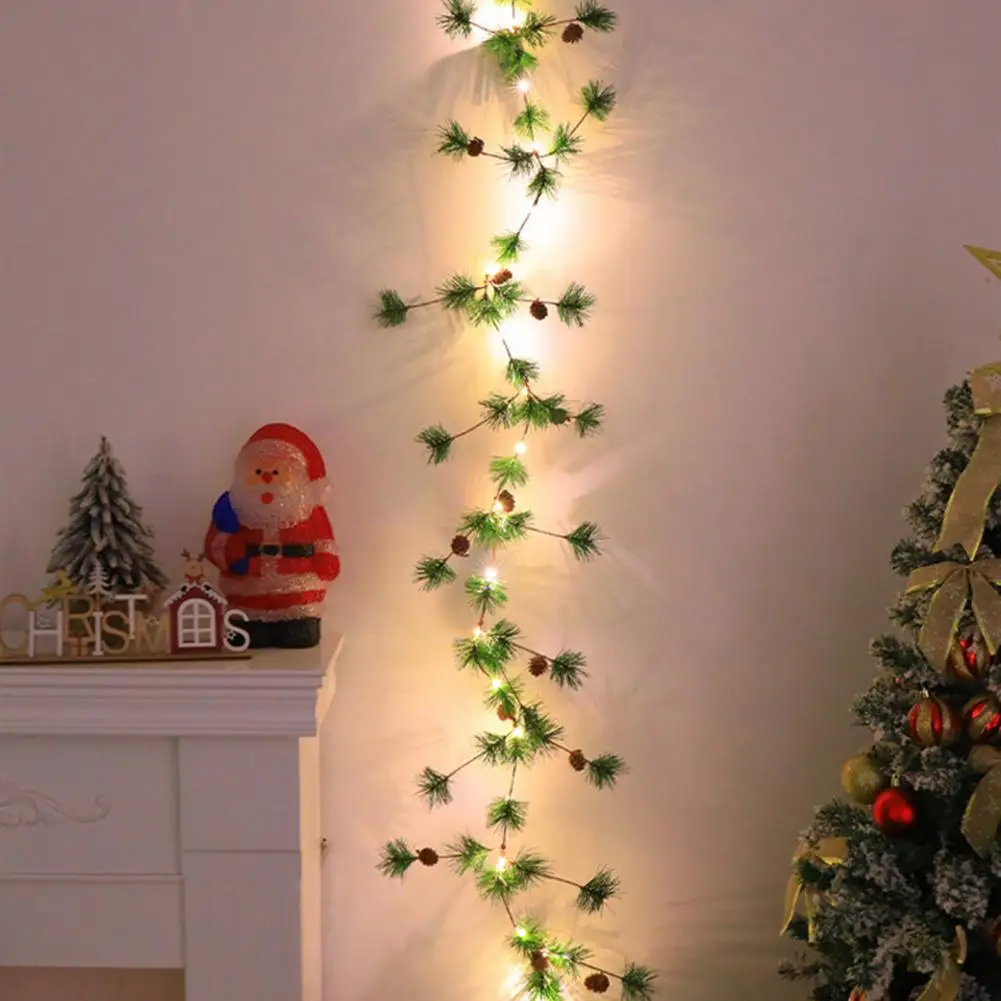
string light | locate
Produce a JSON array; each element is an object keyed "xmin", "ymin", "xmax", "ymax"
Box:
[
  {"xmin": 510, "ymin": 725, "xmax": 524, "ymax": 739},
  {"xmin": 491, "ymin": 678, "xmax": 504, "ymax": 690},
  {"xmin": 516, "ymin": 78, "xmax": 532, "ymax": 94},
  {"xmin": 483, "ymin": 566, "xmax": 499, "ymax": 582},
  {"xmin": 495, "ymin": 854, "xmax": 509, "ymax": 871},
  {"xmin": 514, "ymin": 440, "xmax": 528, "ymax": 456}
]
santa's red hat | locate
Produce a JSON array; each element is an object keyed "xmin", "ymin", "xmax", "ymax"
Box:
[{"xmin": 242, "ymin": 422, "xmax": 327, "ymax": 485}]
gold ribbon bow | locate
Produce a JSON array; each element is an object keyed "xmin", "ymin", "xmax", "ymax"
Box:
[
  {"xmin": 962, "ymin": 745, "xmax": 1001, "ymax": 856},
  {"xmin": 914, "ymin": 926, "xmax": 967, "ymax": 1001},
  {"xmin": 934, "ymin": 362, "xmax": 1001, "ymax": 559},
  {"xmin": 904, "ymin": 557, "xmax": 1001, "ymax": 672},
  {"xmin": 779, "ymin": 836, "xmax": 848, "ymax": 941}
]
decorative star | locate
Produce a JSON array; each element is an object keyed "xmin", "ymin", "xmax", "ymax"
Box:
[{"xmin": 965, "ymin": 245, "xmax": 1001, "ymax": 282}]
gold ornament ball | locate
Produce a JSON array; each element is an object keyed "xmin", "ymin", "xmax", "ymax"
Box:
[{"xmin": 840, "ymin": 753, "xmax": 887, "ymax": 806}]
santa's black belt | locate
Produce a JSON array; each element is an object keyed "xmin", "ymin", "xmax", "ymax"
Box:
[{"xmin": 245, "ymin": 543, "xmax": 315, "ymax": 558}]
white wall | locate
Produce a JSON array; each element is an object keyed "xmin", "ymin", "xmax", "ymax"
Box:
[{"xmin": 2, "ymin": 2, "xmax": 999, "ymax": 999}]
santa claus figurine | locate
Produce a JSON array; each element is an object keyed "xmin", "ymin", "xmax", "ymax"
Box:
[{"xmin": 204, "ymin": 422, "xmax": 340, "ymax": 649}]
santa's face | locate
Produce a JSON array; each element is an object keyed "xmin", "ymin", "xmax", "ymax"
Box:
[{"xmin": 230, "ymin": 442, "xmax": 311, "ymax": 529}]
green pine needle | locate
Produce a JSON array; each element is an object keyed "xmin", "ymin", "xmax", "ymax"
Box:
[
  {"xmin": 580, "ymin": 80, "xmax": 617, "ymax": 121},
  {"xmin": 573, "ymin": 402, "xmax": 605, "ymax": 437},
  {"xmin": 480, "ymin": 392, "xmax": 517, "ymax": 430},
  {"xmin": 549, "ymin": 648, "xmax": 588, "ymax": 689},
  {"xmin": 547, "ymin": 938, "xmax": 592, "ymax": 976},
  {"xmin": 475, "ymin": 731, "xmax": 511, "ymax": 765},
  {"xmin": 374, "ymin": 289, "xmax": 409, "ymax": 327},
  {"xmin": 549, "ymin": 123, "xmax": 584, "ymax": 164},
  {"xmin": 492, "ymin": 230, "xmax": 527, "ymax": 264},
  {"xmin": 468, "ymin": 280, "xmax": 525, "ymax": 328},
  {"xmin": 414, "ymin": 556, "xmax": 457, "ymax": 590},
  {"xmin": 475, "ymin": 847, "xmax": 551, "ymax": 900},
  {"xmin": 435, "ymin": 119, "xmax": 472, "ymax": 158},
  {"xmin": 506, "ymin": 356, "xmax": 541, "ymax": 387},
  {"xmin": 556, "ymin": 281, "xmax": 596, "ymax": 326},
  {"xmin": 574, "ymin": 0, "xmax": 618, "ymax": 32},
  {"xmin": 378, "ymin": 838, "xmax": 418, "ymax": 879},
  {"xmin": 455, "ymin": 619, "xmax": 520, "ymax": 675},
  {"xmin": 484, "ymin": 675, "xmax": 524, "ymax": 717},
  {"xmin": 522, "ymin": 970, "xmax": 563, "ymax": 1001},
  {"xmin": 500, "ymin": 144, "xmax": 538, "ymax": 178},
  {"xmin": 437, "ymin": 272, "xmax": 481, "ymax": 311},
  {"xmin": 509, "ymin": 916, "xmax": 547, "ymax": 956},
  {"xmin": 621, "ymin": 963, "xmax": 658, "ymax": 1001},
  {"xmin": 465, "ymin": 574, "xmax": 508, "ymax": 616},
  {"xmin": 517, "ymin": 393, "xmax": 570, "ymax": 429},
  {"xmin": 520, "ymin": 703, "xmax": 565, "ymax": 754},
  {"xmin": 513, "ymin": 101, "xmax": 551, "ymax": 140},
  {"xmin": 520, "ymin": 11, "xmax": 558, "ymax": 48},
  {"xmin": 586, "ymin": 752, "xmax": 627, "ymax": 789},
  {"xmin": 416, "ymin": 766, "xmax": 453, "ymax": 808},
  {"xmin": 527, "ymin": 164, "xmax": 561, "ymax": 201},
  {"xmin": 458, "ymin": 509, "xmax": 532, "ymax": 547},
  {"xmin": 489, "ymin": 619, "xmax": 521, "ymax": 660},
  {"xmin": 565, "ymin": 521, "xmax": 602, "ymax": 560},
  {"xmin": 512, "ymin": 849, "xmax": 552, "ymax": 887},
  {"xmin": 486, "ymin": 796, "xmax": 528, "ymax": 833},
  {"xmin": 490, "ymin": 454, "xmax": 529, "ymax": 490},
  {"xmin": 455, "ymin": 633, "xmax": 503, "ymax": 675},
  {"xmin": 483, "ymin": 32, "xmax": 539, "ymax": 81},
  {"xmin": 577, "ymin": 867, "xmax": 620, "ymax": 913},
  {"xmin": 444, "ymin": 833, "xmax": 491, "ymax": 874},
  {"xmin": 435, "ymin": 0, "xmax": 476, "ymax": 38},
  {"xmin": 416, "ymin": 424, "xmax": 454, "ymax": 464}
]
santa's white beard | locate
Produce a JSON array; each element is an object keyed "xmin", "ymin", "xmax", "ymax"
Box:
[{"xmin": 230, "ymin": 481, "xmax": 311, "ymax": 531}]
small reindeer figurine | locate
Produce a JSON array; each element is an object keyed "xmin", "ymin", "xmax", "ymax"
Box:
[{"xmin": 181, "ymin": 549, "xmax": 207, "ymax": 584}]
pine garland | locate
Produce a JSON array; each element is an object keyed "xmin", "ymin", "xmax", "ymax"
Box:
[{"xmin": 376, "ymin": 3, "xmax": 656, "ymax": 999}]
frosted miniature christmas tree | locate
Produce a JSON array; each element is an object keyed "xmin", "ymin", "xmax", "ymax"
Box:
[{"xmin": 46, "ymin": 437, "xmax": 168, "ymax": 597}]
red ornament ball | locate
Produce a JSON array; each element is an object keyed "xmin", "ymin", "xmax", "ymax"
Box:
[
  {"xmin": 906, "ymin": 695, "xmax": 961, "ymax": 747},
  {"xmin": 963, "ymin": 693, "xmax": 1001, "ymax": 744},
  {"xmin": 871, "ymin": 787, "xmax": 919, "ymax": 838},
  {"xmin": 949, "ymin": 635, "xmax": 990, "ymax": 684}
]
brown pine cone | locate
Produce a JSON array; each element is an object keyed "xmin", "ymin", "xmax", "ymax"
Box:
[
  {"xmin": 584, "ymin": 972, "xmax": 610, "ymax": 993},
  {"xmin": 562, "ymin": 22, "xmax": 585, "ymax": 43},
  {"xmin": 529, "ymin": 299, "xmax": 549, "ymax": 320},
  {"xmin": 417, "ymin": 848, "xmax": 439, "ymax": 867},
  {"xmin": 568, "ymin": 749, "xmax": 587, "ymax": 772},
  {"xmin": 491, "ymin": 268, "xmax": 513, "ymax": 286},
  {"xmin": 497, "ymin": 706, "xmax": 513, "ymax": 722},
  {"xmin": 467, "ymin": 137, "xmax": 485, "ymax": 156},
  {"xmin": 529, "ymin": 654, "xmax": 549, "ymax": 677},
  {"xmin": 498, "ymin": 489, "xmax": 516, "ymax": 513},
  {"xmin": 530, "ymin": 951, "xmax": 549, "ymax": 972},
  {"xmin": 450, "ymin": 534, "xmax": 471, "ymax": 557}
]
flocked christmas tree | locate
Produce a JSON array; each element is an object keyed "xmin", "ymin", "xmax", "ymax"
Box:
[
  {"xmin": 781, "ymin": 246, "xmax": 1001, "ymax": 1001},
  {"xmin": 47, "ymin": 436, "xmax": 168, "ymax": 597},
  {"xmin": 376, "ymin": 2, "xmax": 656, "ymax": 999}
]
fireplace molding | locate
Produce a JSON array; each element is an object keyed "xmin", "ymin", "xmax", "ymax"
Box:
[{"xmin": 0, "ymin": 633, "xmax": 341, "ymax": 1001}]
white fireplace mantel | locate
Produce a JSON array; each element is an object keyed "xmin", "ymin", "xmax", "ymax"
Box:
[{"xmin": 0, "ymin": 634, "xmax": 341, "ymax": 1001}]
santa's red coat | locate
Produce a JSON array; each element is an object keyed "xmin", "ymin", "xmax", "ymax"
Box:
[{"xmin": 204, "ymin": 506, "xmax": 339, "ymax": 621}]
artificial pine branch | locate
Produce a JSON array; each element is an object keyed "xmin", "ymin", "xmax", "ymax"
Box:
[
  {"xmin": 376, "ymin": 3, "xmax": 650, "ymax": 996},
  {"xmin": 414, "ymin": 555, "xmax": 457, "ymax": 590}
]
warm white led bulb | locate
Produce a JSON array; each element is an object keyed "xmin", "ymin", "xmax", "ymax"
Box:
[
  {"xmin": 511, "ymin": 725, "xmax": 524, "ymax": 739},
  {"xmin": 515, "ymin": 926, "xmax": 527, "ymax": 938},
  {"xmin": 484, "ymin": 566, "xmax": 499, "ymax": 582},
  {"xmin": 514, "ymin": 440, "xmax": 527, "ymax": 456},
  {"xmin": 493, "ymin": 500, "xmax": 505, "ymax": 514},
  {"xmin": 516, "ymin": 78, "xmax": 531, "ymax": 94},
  {"xmin": 473, "ymin": 625, "xmax": 483, "ymax": 638},
  {"xmin": 495, "ymin": 855, "xmax": 508, "ymax": 871},
  {"xmin": 491, "ymin": 678, "xmax": 503, "ymax": 690}
]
